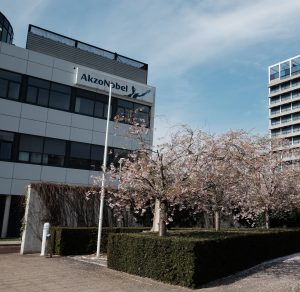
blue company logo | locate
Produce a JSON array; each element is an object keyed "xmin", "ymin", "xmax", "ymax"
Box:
[{"xmin": 80, "ymin": 73, "xmax": 150, "ymax": 98}]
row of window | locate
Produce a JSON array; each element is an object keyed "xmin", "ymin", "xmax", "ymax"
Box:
[
  {"xmin": 270, "ymin": 89, "xmax": 300, "ymax": 105},
  {"xmin": 271, "ymin": 131, "xmax": 300, "ymax": 145},
  {"xmin": 0, "ymin": 69, "xmax": 151, "ymax": 127},
  {"xmin": 270, "ymin": 58, "xmax": 300, "ymax": 81},
  {"xmin": 0, "ymin": 130, "xmax": 129, "ymax": 171},
  {"xmin": 270, "ymin": 100, "xmax": 300, "ymax": 115},
  {"xmin": 270, "ymin": 77, "xmax": 300, "ymax": 94},
  {"xmin": 271, "ymin": 124, "xmax": 300, "ymax": 135},
  {"xmin": 271, "ymin": 124, "xmax": 300, "ymax": 136},
  {"xmin": 270, "ymin": 113, "xmax": 300, "ymax": 126}
]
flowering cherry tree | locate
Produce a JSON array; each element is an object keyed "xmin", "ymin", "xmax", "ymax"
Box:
[
  {"xmin": 189, "ymin": 130, "xmax": 255, "ymax": 231},
  {"xmin": 236, "ymin": 138, "xmax": 300, "ymax": 228},
  {"xmin": 90, "ymin": 122, "xmax": 300, "ymax": 233},
  {"xmin": 106, "ymin": 126, "xmax": 205, "ymax": 236}
]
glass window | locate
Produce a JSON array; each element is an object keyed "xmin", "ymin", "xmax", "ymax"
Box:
[
  {"xmin": 0, "ymin": 131, "xmax": 14, "ymax": 161},
  {"xmin": 270, "ymin": 65, "xmax": 279, "ymax": 81},
  {"xmin": 271, "ymin": 118, "xmax": 280, "ymax": 126},
  {"xmin": 26, "ymin": 86, "xmax": 38, "ymax": 103},
  {"xmin": 293, "ymin": 113, "xmax": 300, "ymax": 121},
  {"xmin": 110, "ymin": 148, "xmax": 129, "ymax": 166},
  {"xmin": 271, "ymin": 107, "xmax": 280, "ymax": 115},
  {"xmin": 26, "ymin": 77, "xmax": 50, "ymax": 106},
  {"xmin": 270, "ymin": 85, "xmax": 280, "ymax": 93},
  {"xmin": 18, "ymin": 135, "xmax": 43, "ymax": 164},
  {"xmin": 94, "ymin": 101, "xmax": 108, "ymax": 119},
  {"xmin": 292, "ymin": 89, "xmax": 300, "ymax": 98},
  {"xmin": 0, "ymin": 69, "xmax": 21, "ymax": 100},
  {"xmin": 281, "ymin": 115, "xmax": 291, "ymax": 123},
  {"xmin": 281, "ymin": 82, "xmax": 290, "ymax": 90},
  {"xmin": 292, "ymin": 101, "xmax": 300, "ymax": 109},
  {"xmin": 37, "ymin": 88, "xmax": 49, "ymax": 106},
  {"xmin": 8, "ymin": 82, "xmax": 20, "ymax": 99},
  {"xmin": 271, "ymin": 129, "xmax": 281, "ymax": 137},
  {"xmin": 115, "ymin": 100, "xmax": 134, "ymax": 123},
  {"xmin": 280, "ymin": 61, "xmax": 290, "ymax": 78},
  {"xmin": 69, "ymin": 142, "xmax": 91, "ymax": 169},
  {"xmin": 294, "ymin": 124, "xmax": 300, "ymax": 132},
  {"xmin": 49, "ymin": 83, "xmax": 71, "ymax": 110},
  {"xmin": 294, "ymin": 136, "xmax": 300, "ymax": 144},
  {"xmin": 90, "ymin": 145, "xmax": 104, "ymax": 170},
  {"xmin": 43, "ymin": 138, "xmax": 66, "ymax": 167},
  {"xmin": 75, "ymin": 97, "xmax": 94, "ymax": 116},
  {"xmin": 94, "ymin": 94, "xmax": 108, "ymax": 119},
  {"xmin": 0, "ymin": 79, "xmax": 8, "ymax": 97},
  {"xmin": 270, "ymin": 96, "xmax": 280, "ymax": 104},
  {"xmin": 1, "ymin": 28, "xmax": 7, "ymax": 42},
  {"xmin": 282, "ymin": 126, "xmax": 292, "ymax": 134},
  {"xmin": 292, "ymin": 78, "xmax": 300, "ymax": 87},
  {"xmin": 292, "ymin": 57, "xmax": 300, "ymax": 75},
  {"xmin": 134, "ymin": 104, "xmax": 150, "ymax": 126},
  {"xmin": 281, "ymin": 104, "xmax": 291, "ymax": 112},
  {"xmin": 281, "ymin": 93, "xmax": 291, "ymax": 101},
  {"xmin": 19, "ymin": 152, "xmax": 29, "ymax": 162}
]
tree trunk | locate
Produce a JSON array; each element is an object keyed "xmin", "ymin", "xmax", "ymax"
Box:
[
  {"xmin": 203, "ymin": 212, "xmax": 211, "ymax": 228},
  {"xmin": 151, "ymin": 198, "xmax": 161, "ymax": 232},
  {"xmin": 214, "ymin": 210, "xmax": 221, "ymax": 231},
  {"xmin": 265, "ymin": 210, "xmax": 270, "ymax": 229},
  {"xmin": 159, "ymin": 201, "xmax": 167, "ymax": 237}
]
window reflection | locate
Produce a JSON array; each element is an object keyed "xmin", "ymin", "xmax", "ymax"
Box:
[{"xmin": 0, "ymin": 69, "xmax": 21, "ymax": 100}]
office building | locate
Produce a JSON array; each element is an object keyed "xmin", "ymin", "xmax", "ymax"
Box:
[
  {"xmin": 0, "ymin": 12, "xmax": 155, "ymax": 237},
  {"xmin": 268, "ymin": 55, "xmax": 300, "ymax": 161}
]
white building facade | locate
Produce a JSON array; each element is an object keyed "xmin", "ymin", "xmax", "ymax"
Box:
[
  {"xmin": 269, "ymin": 55, "xmax": 300, "ymax": 162},
  {"xmin": 0, "ymin": 19, "xmax": 155, "ymax": 237}
]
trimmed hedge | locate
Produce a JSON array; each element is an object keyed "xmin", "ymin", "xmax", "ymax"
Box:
[
  {"xmin": 50, "ymin": 227, "xmax": 149, "ymax": 255},
  {"xmin": 107, "ymin": 229, "xmax": 300, "ymax": 288}
]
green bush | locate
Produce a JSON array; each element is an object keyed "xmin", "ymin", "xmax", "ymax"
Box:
[
  {"xmin": 107, "ymin": 229, "xmax": 300, "ymax": 288},
  {"xmin": 50, "ymin": 227, "xmax": 149, "ymax": 255}
]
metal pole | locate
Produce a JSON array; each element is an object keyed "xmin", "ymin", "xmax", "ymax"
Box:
[{"xmin": 96, "ymin": 82, "xmax": 112, "ymax": 257}]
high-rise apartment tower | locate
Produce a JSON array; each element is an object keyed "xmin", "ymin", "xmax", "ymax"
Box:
[{"xmin": 269, "ymin": 55, "xmax": 300, "ymax": 161}]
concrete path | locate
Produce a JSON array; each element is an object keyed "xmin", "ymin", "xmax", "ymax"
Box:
[{"xmin": 0, "ymin": 252, "xmax": 299, "ymax": 291}]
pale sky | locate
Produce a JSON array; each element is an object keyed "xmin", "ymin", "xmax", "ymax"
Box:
[{"xmin": 2, "ymin": 0, "xmax": 300, "ymax": 144}]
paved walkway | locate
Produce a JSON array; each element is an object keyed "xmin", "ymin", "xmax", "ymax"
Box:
[{"xmin": 0, "ymin": 252, "xmax": 299, "ymax": 291}]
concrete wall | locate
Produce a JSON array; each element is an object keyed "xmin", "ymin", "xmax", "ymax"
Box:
[{"xmin": 20, "ymin": 186, "xmax": 44, "ymax": 254}]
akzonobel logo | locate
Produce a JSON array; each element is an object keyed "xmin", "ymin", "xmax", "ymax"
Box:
[{"xmin": 76, "ymin": 68, "xmax": 153, "ymax": 101}]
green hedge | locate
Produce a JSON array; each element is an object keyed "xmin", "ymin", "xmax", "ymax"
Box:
[
  {"xmin": 107, "ymin": 229, "xmax": 300, "ymax": 288},
  {"xmin": 50, "ymin": 227, "xmax": 149, "ymax": 255}
]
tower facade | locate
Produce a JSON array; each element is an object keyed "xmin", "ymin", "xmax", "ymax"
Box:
[{"xmin": 269, "ymin": 55, "xmax": 300, "ymax": 162}]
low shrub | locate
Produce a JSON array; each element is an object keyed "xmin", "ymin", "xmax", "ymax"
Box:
[
  {"xmin": 107, "ymin": 229, "xmax": 300, "ymax": 288},
  {"xmin": 50, "ymin": 227, "xmax": 149, "ymax": 255}
]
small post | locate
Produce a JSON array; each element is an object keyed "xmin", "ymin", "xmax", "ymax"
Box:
[{"xmin": 41, "ymin": 222, "xmax": 50, "ymax": 256}]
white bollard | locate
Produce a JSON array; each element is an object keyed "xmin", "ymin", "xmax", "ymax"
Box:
[{"xmin": 40, "ymin": 222, "xmax": 50, "ymax": 256}]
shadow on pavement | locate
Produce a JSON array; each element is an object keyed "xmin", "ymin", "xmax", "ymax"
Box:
[{"xmin": 200, "ymin": 253, "xmax": 300, "ymax": 289}]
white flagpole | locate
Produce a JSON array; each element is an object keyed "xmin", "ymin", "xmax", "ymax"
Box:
[{"xmin": 96, "ymin": 82, "xmax": 112, "ymax": 257}]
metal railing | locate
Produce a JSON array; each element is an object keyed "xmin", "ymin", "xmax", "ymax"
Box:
[{"xmin": 28, "ymin": 25, "xmax": 148, "ymax": 70}]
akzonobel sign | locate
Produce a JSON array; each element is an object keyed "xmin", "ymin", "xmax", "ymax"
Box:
[{"xmin": 75, "ymin": 67, "xmax": 154, "ymax": 103}]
